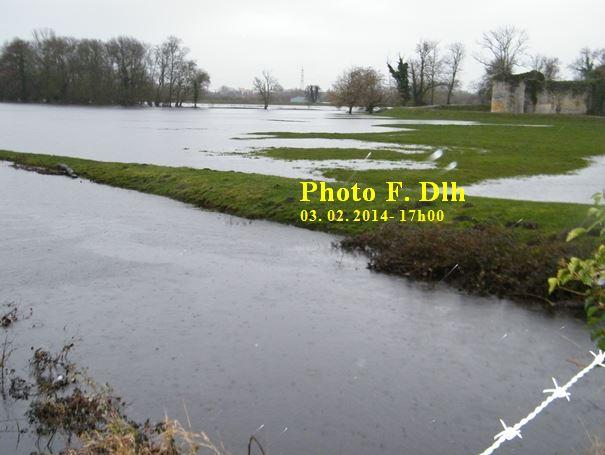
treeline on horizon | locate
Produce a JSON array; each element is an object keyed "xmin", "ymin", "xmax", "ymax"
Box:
[
  {"xmin": 0, "ymin": 29, "xmax": 209, "ymax": 106},
  {"xmin": 1, "ymin": 27, "xmax": 603, "ymax": 110},
  {"xmin": 329, "ymin": 27, "xmax": 605, "ymax": 113}
]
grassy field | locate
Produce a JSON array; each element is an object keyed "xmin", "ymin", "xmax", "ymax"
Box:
[
  {"xmin": 252, "ymin": 107, "xmax": 605, "ymax": 187},
  {"xmin": 255, "ymin": 147, "xmax": 429, "ymax": 162}
]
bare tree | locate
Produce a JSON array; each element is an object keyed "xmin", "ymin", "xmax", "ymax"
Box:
[
  {"xmin": 359, "ymin": 68, "xmax": 386, "ymax": 113},
  {"xmin": 444, "ymin": 42, "xmax": 465, "ymax": 104},
  {"xmin": 32, "ymin": 29, "xmax": 78, "ymax": 102},
  {"xmin": 304, "ymin": 85, "xmax": 320, "ymax": 104},
  {"xmin": 329, "ymin": 67, "xmax": 365, "ymax": 114},
  {"xmin": 73, "ymin": 39, "xmax": 113, "ymax": 104},
  {"xmin": 159, "ymin": 36, "xmax": 188, "ymax": 106},
  {"xmin": 409, "ymin": 40, "xmax": 441, "ymax": 105},
  {"xmin": 475, "ymin": 26, "xmax": 529, "ymax": 78},
  {"xmin": 426, "ymin": 43, "xmax": 443, "ymax": 104},
  {"xmin": 597, "ymin": 49, "xmax": 605, "ymax": 67},
  {"xmin": 174, "ymin": 59, "xmax": 194, "ymax": 107},
  {"xmin": 569, "ymin": 48, "xmax": 600, "ymax": 80},
  {"xmin": 192, "ymin": 68, "xmax": 210, "ymax": 108},
  {"xmin": 531, "ymin": 54, "xmax": 560, "ymax": 81},
  {"xmin": 0, "ymin": 38, "xmax": 34, "ymax": 101},
  {"xmin": 151, "ymin": 44, "xmax": 168, "ymax": 106},
  {"xmin": 106, "ymin": 37, "xmax": 150, "ymax": 106},
  {"xmin": 253, "ymin": 70, "xmax": 281, "ymax": 109},
  {"xmin": 330, "ymin": 67, "xmax": 385, "ymax": 114}
]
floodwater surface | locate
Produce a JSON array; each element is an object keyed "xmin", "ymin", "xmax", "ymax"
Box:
[
  {"xmin": 0, "ymin": 103, "xmax": 432, "ymax": 179},
  {"xmin": 1, "ymin": 103, "xmax": 602, "ymax": 203},
  {"xmin": 0, "ymin": 163, "xmax": 603, "ymax": 454},
  {"xmin": 465, "ymin": 155, "xmax": 605, "ymax": 204}
]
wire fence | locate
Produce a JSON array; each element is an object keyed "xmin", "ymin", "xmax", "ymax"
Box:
[{"xmin": 478, "ymin": 350, "xmax": 605, "ymax": 455}]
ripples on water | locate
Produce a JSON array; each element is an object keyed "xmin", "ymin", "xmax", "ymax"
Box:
[{"xmin": 0, "ymin": 163, "xmax": 603, "ymax": 454}]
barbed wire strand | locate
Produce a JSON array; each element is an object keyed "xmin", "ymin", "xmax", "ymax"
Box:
[{"xmin": 478, "ymin": 350, "xmax": 605, "ymax": 455}]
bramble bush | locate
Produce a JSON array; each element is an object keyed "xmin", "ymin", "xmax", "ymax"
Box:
[{"xmin": 549, "ymin": 192, "xmax": 605, "ymax": 349}]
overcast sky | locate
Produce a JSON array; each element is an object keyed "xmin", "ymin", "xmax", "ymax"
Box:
[{"xmin": 1, "ymin": 0, "xmax": 603, "ymax": 91}]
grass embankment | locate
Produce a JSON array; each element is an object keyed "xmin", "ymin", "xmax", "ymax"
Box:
[
  {"xmin": 1, "ymin": 108, "xmax": 602, "ymax": 305},
  {"xmin": 0, "ymin": 149, "xmax": 592, "ymax": 238}
]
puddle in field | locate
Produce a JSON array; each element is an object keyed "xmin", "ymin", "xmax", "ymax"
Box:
[{"xmin": 466, "ymin": 155, "xmax": 605, "ymax": 204}]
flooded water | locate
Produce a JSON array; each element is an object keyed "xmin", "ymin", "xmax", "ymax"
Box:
[
  {"xmin": 1, "ymin": 163, "xmax": 603, "ymax": 454},
  {"xmin": 0, "ymin": 103, "xmax": 436, "ymax": 179},
  {"xmin": 466, "ymin": 155, "xmax": 605, "ymax": 204},
  {"xmin": 1, "ymin": 103, "xmax": 602, "ymax": 203},
  {"xmin": 0, "ymin": 102, "xmax": 508, "ymax": 182}
]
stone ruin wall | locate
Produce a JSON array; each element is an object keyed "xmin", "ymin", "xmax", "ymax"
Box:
[
  {"xmin": 490, "ymin": 80, "xmax": 525, "ymax": 114},
  {"xmin": 491, "ymin": 80, "xmax": 590, "ymax": 114},
  {"xmin": 532, "ymin": 89, "xmax": 590, "ymax": 114}
]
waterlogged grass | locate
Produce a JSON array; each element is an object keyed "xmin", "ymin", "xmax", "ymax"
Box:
[
  {"xmin": 255, "ymin": 147, "xmax": 428, "ymax": 161},
  {"xmin": 253, "ymin": 108, "xmax": 605, "ymax": 187}
]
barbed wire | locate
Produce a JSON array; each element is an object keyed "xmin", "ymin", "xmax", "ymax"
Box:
[{"xmin": 478, "ymin": 350, "xmax": 605, "ymax": 455}]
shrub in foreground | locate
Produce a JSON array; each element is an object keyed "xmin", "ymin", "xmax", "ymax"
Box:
[{"xmin": 342, "ymin": 223, "xmax": 588, "ymax": 304}]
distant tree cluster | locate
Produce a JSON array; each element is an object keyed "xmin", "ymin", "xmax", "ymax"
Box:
[
  {"xmin": 390, "ymin": 40, "xmax": 466, "ymax": 106},
  {"xmin": 329, "ymin": 67, "xmax": 386, "ymax": 114},
  {"xmin": 383, "ymin": 26, "xmax": 604, "ymax": 107},
  {"xmin": 2, "ymin": 27, "xmax": 602, "ymax": 112},
  {"xmin": 569, "ymin": 47, "xmax": 605, "ymax": 80},
  {"xmin": 203, "ymin": 84, "xmax": 323, "ymax": 106},
  {"xmin": 329, "ymin": 39, "xmax": 466, "ymax": 113},
  {"xmin": 0, "ymin": 30, "xmax": 209, "ymax": 106},
  {"xmin": 304, "ymin": 85, "xmax": 320, "ymax": 104}
]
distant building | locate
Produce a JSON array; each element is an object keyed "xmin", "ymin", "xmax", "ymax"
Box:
[
  {"xmin": 290, "ymin": 96, "xmax": 306, "ymax": 104},
  {"xmin": 491, "ymin": 70, "xmax": 605, "ymax": 115}
]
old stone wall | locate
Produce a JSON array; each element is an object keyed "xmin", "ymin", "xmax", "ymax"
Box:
[
  {"xmin": 491, "ymin": 80, "xmax": 525, "ymax": 114},
  {"xmin": 533, "ymin": 89, "xmax": 590, "ymax": 114},
  {"xmin": 491, "ymin": 79, "xmax": 590, "ymax": 114}
]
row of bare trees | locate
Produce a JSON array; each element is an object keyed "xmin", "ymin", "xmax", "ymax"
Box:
[
  {"xmin": 2, "ymin": 28, "xmax": 602, "ymax": 110},
  {"xmin": 328, "ymin": 40, "xmax": 466, "ymax": 114},
  {"xmin": 0, "ymin": 30, "xmax": 210, "ymax": 106},
  {"xmin": 407, "ymin": 40, "xmax": 465, "ymax": 105},
  {"xmin": 330, "ymin": 26, "xmax": 604, "ymax": 113},
  {"xmin": 251, "ymin": 72, "xmax": 322, "ymax": 109}
]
